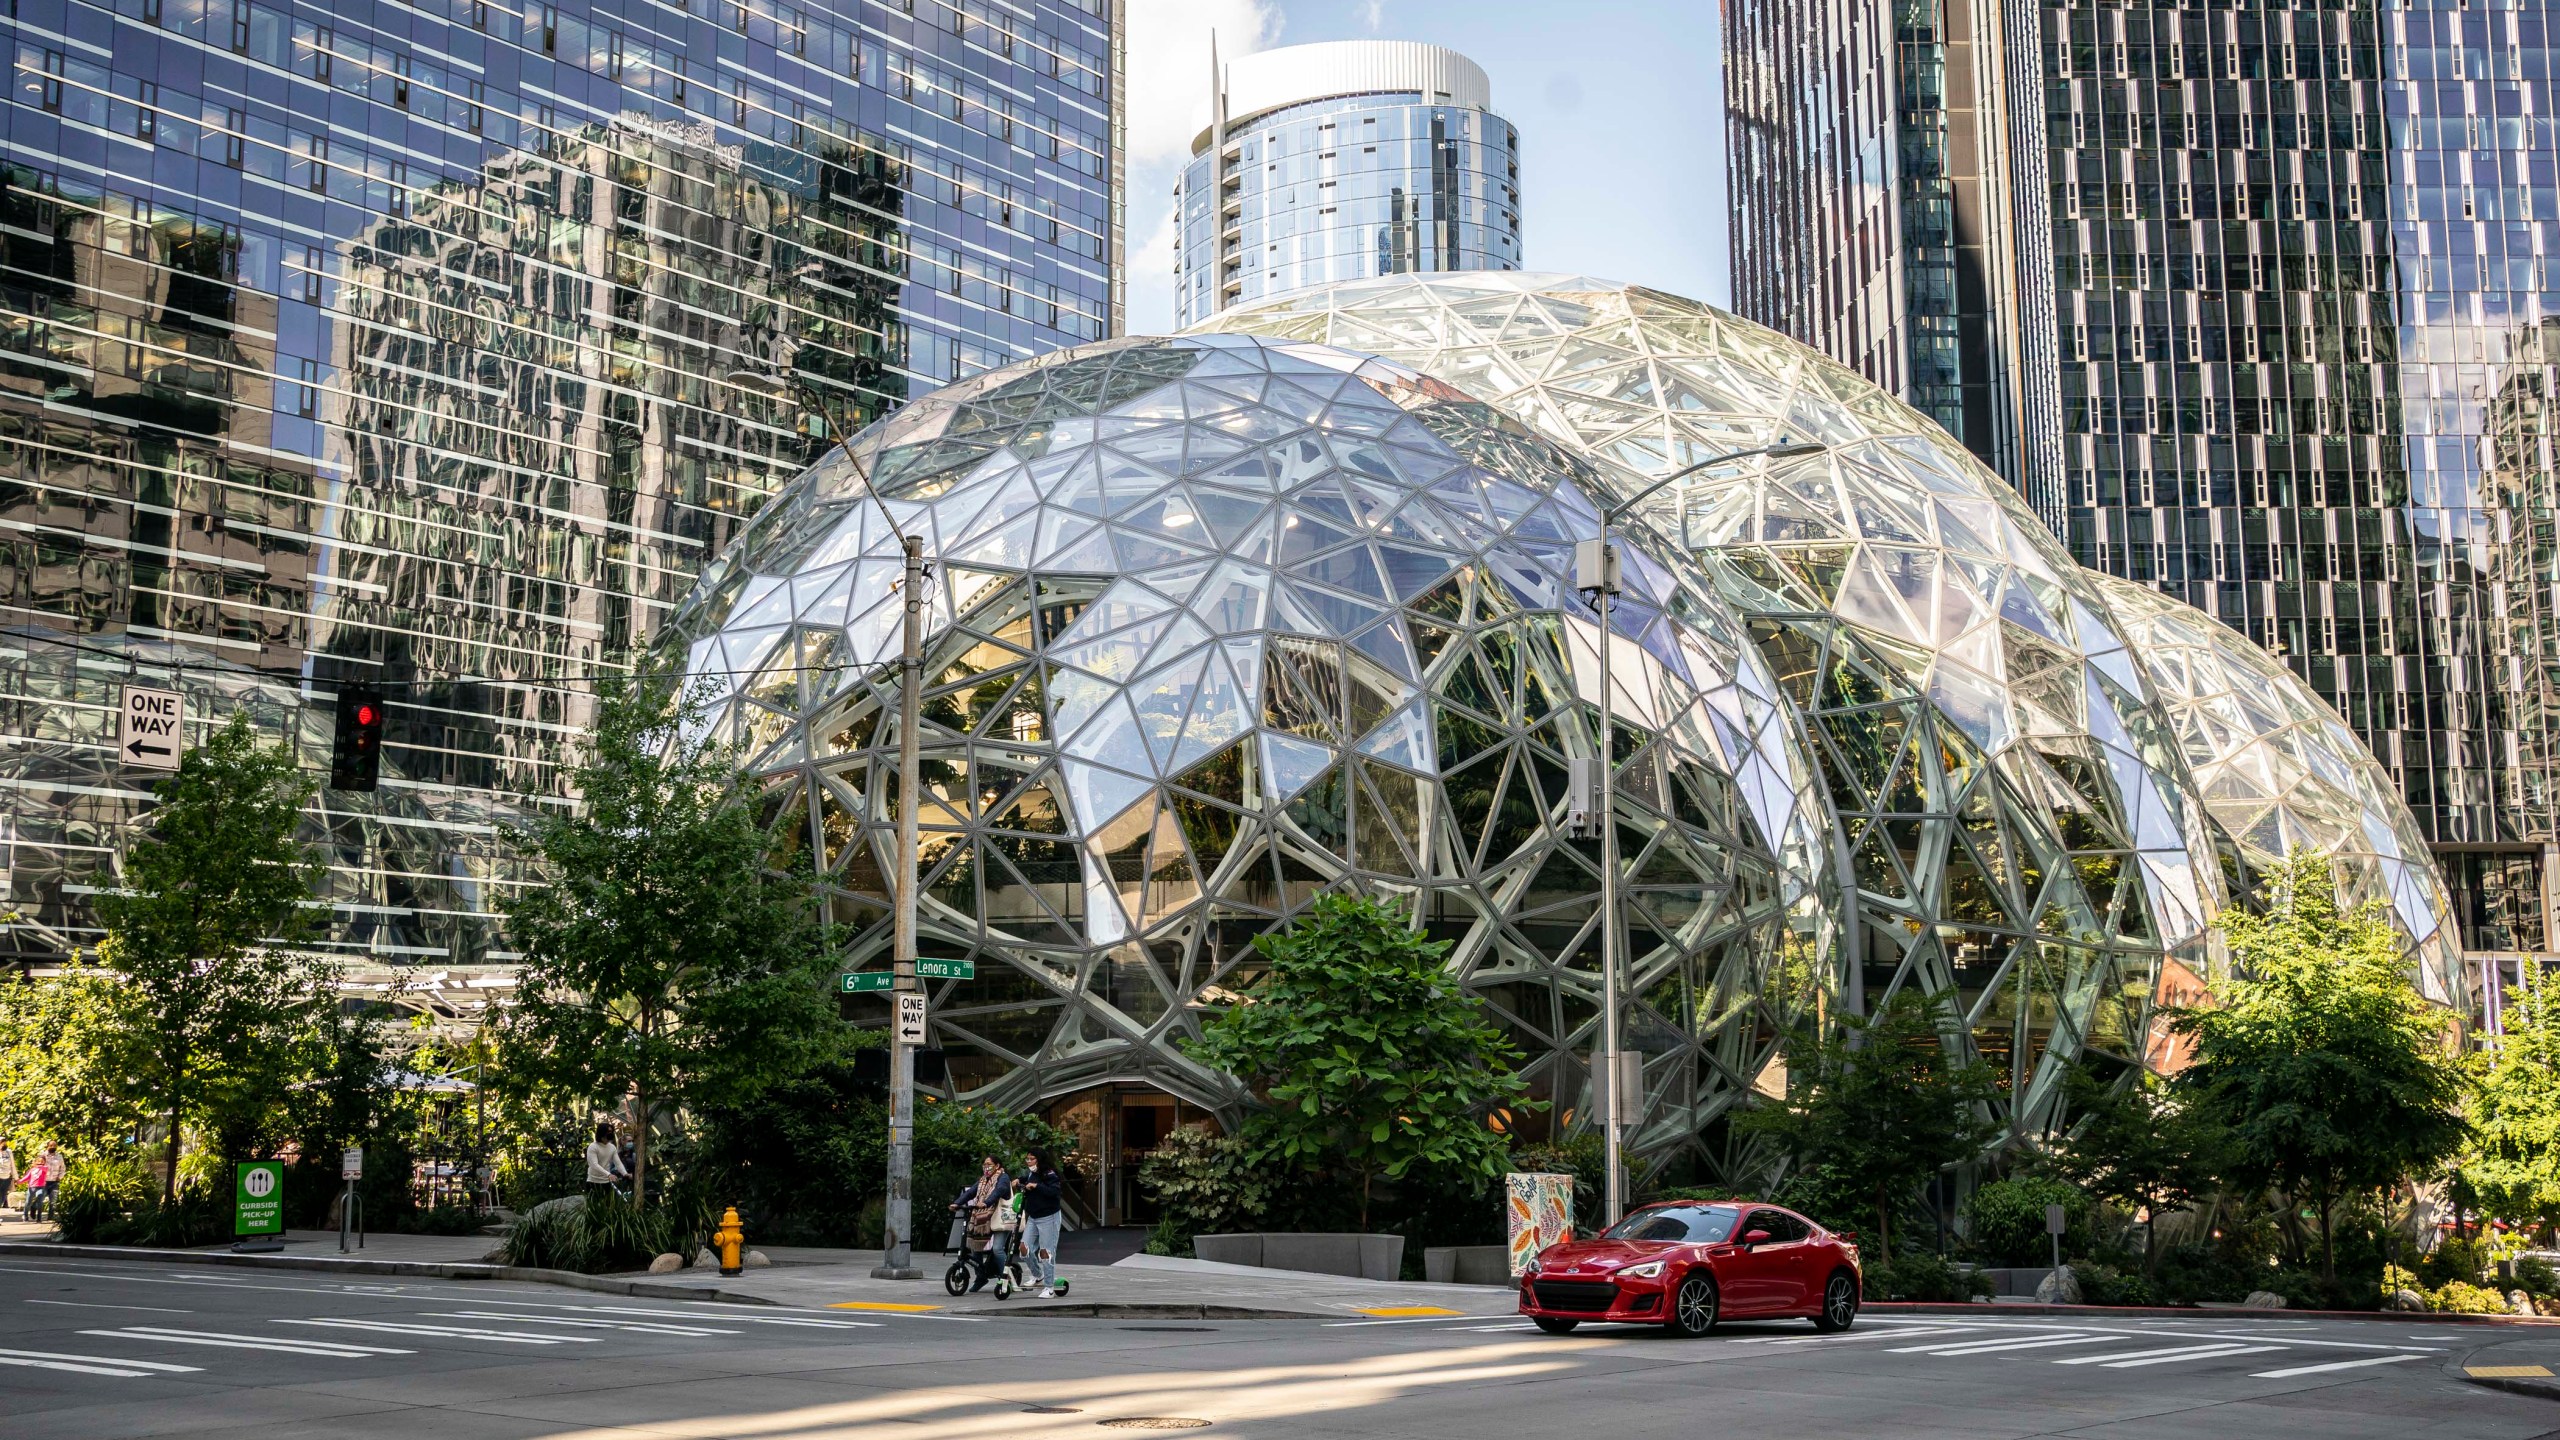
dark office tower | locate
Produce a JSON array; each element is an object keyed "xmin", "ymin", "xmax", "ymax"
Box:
[
  {"xmin": 0, "ymin": 0, "xmax": 1123, "ymax": 979},
  {"xmin": 1728, "ymin": 0, "xmax": 2560, "ymax": 962}
]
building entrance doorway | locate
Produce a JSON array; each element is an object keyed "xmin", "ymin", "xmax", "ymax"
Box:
[{"xmin": 1040, "ymin": 1085, "xmax": 1218, "ymax": 1227}]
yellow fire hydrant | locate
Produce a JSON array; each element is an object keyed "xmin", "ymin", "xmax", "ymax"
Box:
[{"xmin": 715, "ymin": 1206, "xmax": 746, "ymax": 1277}]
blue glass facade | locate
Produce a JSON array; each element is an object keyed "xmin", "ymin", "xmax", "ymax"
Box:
[
  {"xmin": 0, "ymin": 0, "xmax": 1122, "ymax": 977},
  {"xmin": 1173, "ymin": 45, "xmax": 1519, "ymax": 329}
]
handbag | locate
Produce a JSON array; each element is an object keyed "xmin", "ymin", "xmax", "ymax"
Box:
[{"xmin": 990, "ymin": 1198, "xmax": 1020, "ymax": 1233}]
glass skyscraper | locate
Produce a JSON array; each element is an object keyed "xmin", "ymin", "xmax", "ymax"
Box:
[
  {"xmin": 1173, "ymin": 39, "xmax": 1520, "ymax": 329},
  {"xmin": 0, "ymin": 0, "xmax": 1122, "ymax": 990},
  {"xmin": 1728, "ymin": 0, "xmax": 2560, "ymax": 965}
]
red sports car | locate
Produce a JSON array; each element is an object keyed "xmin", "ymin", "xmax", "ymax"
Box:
[{"xmin": 1518, "ymin": 1200, "xmax": 1860, "ymax": 1337}]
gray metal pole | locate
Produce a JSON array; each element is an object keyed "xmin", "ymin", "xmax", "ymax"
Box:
[
  {"xmin": 872, "ymin": 532, "xmax": 926, "ymax": 1280},
  {"xmin": 1597, "ymin": 518, "xmax": 1623, "ymax": 1229}
]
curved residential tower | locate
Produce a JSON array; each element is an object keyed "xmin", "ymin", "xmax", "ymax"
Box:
[{"xmin": 1174, "ymin": 40, "xmax": 1522, "ymax": 329}]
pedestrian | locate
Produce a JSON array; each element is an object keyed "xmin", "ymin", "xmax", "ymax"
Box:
[
  {"xmin": 24, "ymin": 1142, "xmax": 60, "ymax": 1222},
  {"xmin": 1018, "ymin": 1147, "xmax": 1063, "ymax": 1297},
  {"xmin": 985, "ymin": 1156, "xmax": 1021, "ymax": 1285},
  {"xmin": 583, "ymin": 1122, "xmax": 628, "ymax": 1201},
  {"xmin": 0, "ymin": 1137, "xmax": 16, "ymax": 1217},
  {"xmin": 964, "ymin": 1154, "xmax": 1012, "ymax": 1292}
]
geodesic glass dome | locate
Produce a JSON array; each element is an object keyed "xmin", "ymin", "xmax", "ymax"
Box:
[
  {"xmin": 1193, "ymin": 273, "xmax": 2243, "ymax": 1125},
  {"xmin": 2087, "ymin": 570, "xmax": 2465, "ymax": 1006},
  {"xmin": 668, "ymin": 334, "xmax": 1838, "ymax": 1172}
]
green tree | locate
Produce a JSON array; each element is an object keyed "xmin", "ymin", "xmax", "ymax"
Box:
[
  {"xmin": 1739, "ymin": 987, "xmax": 2001, "ymax": 1257},
  {"xmin": 0, "ymin": 959, "xmax": 149, "ymax": 1153},
  {"xmin": 2170, "ymin": 850, "xmax": 2468, "ymax": 1281},
  {"xmin": 497, "ymin": 674, "xmax": 837, "ymax": 1208},
  {"xmin": 2465, "ymin": 974, "xmax": 2560, "ymax": 1236},
  {"xmin": 94, "ymin": 714, "xmax": 327, "ymax": 1201},
  {"xmin": 1183, "ymin": 893, "xmax": 1532, "ymax": 1230},
  {"xmin": 2048, "ymin": 1064, "xmax": 2232, "ymax": 1274}
]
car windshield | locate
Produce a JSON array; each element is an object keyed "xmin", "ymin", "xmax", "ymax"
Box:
[{"xmin": 1600, "ymin": 1204, "xmax": 1743, "ymax": 1244}]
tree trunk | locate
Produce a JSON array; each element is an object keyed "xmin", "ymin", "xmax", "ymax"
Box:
[
  {"xmin": 1876, "ymin": 1186, "xmax": 1891, "ymax": 1260},
  {"xmin": 2142, "ymin": 1196, "xmax": 2158, "ymax": 1277},
  {"xmin": 1359, "ymin": 1165, "xmax": 1370, "ymax": 1232},
  {"xmin": 632, "ymin": 1093, "xmax": 649, "ymax": 1210},
  {"xmin": 163, "ymin": 1106, "xmax": 181, "ymax": 1203},
  {"xmin": 2318, "ymin": 1182, "xmax": 2336, "ymax": 1282}
]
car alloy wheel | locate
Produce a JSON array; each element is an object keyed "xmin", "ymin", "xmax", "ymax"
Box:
[
  {"xmin": 1816, "ymin": 1273, "xmax": 1858, "ymax": 1332},
  {"xmin": 1668, "ymin": 1273, "xmax": 1719, "ymax": 1337}
]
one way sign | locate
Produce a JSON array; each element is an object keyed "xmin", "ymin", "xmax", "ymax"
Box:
[{"xmin": 119, "ymin": 686, "xmax": 186, "ymax": 771}]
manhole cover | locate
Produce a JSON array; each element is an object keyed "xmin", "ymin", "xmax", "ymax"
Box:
[{"xmin": 1096, "ymin": 1421, "xmax": 1210, "ymax": 1431}]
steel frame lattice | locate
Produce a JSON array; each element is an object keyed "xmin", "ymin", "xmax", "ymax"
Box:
[{"xmin": 670, "ymin": 335, "xmax": 1837, "ymax": 1177}]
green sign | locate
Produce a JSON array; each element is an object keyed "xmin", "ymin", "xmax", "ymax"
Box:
[
  {"xmin": 841, "ymin": 960, "xmax": 975, "ymax": 991},
  {"xmin": 234, "ymin": 1161, "xmax": 284, "ymax": 1237}
]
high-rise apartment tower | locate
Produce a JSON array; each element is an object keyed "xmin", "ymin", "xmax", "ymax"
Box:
[
  {"xmin": 1728, "ymin": 0, "xmax": 2560, "ymax": 968},
  {"xmin": 0, "ymin": 0, "xmax": 1124, "ymax": 994},
  {"xmin": 1175, "ymin": 39, "xmax": 1521, "ymax": 328}
]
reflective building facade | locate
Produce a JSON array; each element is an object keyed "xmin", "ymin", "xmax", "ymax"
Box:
[
  {"xmin": 673, "ymin": 333, "xmax": 1836, "ymax": 1185},
  {"xmin": 1173, "ymin": 40, "xmax": 1521, "ymax": 330},
  {"xmin": 0, "ymin": 0, "xmax": 1123, "ymax": 966},
  {"xmin": 1724, "ymin": 0, "xmax": 2560, "ymax": 975}
]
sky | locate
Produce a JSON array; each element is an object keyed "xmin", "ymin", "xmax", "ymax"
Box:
[{"xmin": 1120, "ymin": 0, "xmax": 1729, "ymax": 337}]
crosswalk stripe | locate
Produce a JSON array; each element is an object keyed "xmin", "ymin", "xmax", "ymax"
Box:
[
  {"xmin": 2094, "ymin": 1344, "xmax": 2285, "ymax": 1369},
  {"xmin": 469, "ymin": 1301, "xmax": 882, "ymax": 1330},
  {"xmin": 90, "ymin": 1327, "xmax": 409, "ymax": 1358},
  {"xmin": 281, "ymin": 1319, "xmax": 598, "ymax": 1345},
  {"xmin": 0, "ymin": 1346, "xmax": 203, "ymax": 1378},
  {"xmin": 2057, "ymin": 1342, "xmax": 2278, "ymax": 1367},
  {"xmin": 1893, "ymin": 1334, "xmax": 2113, "ymax": 1357},
  {"xmin": 1744, "ymin": 1326, "xmax": 1987, "ymax": 1348},
  {"xmin": 422, "ymin": 1311, "xmax": 738, "ymax": 1336},
  {"xmin": 2252, "ymin": 1354, "xmax": 2426, "ymax": 1379}
]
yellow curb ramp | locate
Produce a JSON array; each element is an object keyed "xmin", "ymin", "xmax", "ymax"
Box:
[
  {"xmin": 830, "ymin": 1301, "xmax": 942, "ymax": 1312},
  {"xmin": 1357, "ymin": 1306, "xmax": 1464, "ymax": 1317},
  {"xmin": 2469, "ymin": 1365, "xmax": 2553, "ymax": 1379}
]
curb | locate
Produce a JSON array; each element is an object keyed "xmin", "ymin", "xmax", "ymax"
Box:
[
  {"xmin": 2463, "ymin": 1374, "xmax": 2560, "ymax": 1403},
  {"xmin": 1000, "ymin": 1302, "xmax": 1332, "ymax": 1320},
  {"xmin": 1869, "ymin": 1300, "xmax": 2560, "ymax": 1326},
  {"xmin": 0, "ymin": 1240, "xmax": 777, "ymax": 1305}
]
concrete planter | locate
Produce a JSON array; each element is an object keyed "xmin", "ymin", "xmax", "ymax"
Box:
[
  {"xmin": 1424, "ymin": 1245, "xmax": 1513, "ymax": 1286},
  {"xmin": 1193, "ymin": 1232, "xmax": 1405, "ymax": 1282}
]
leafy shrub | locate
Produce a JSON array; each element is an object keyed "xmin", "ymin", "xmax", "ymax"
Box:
[
  {"xmin": 1963, "ymin": 1173, "xmax": 2089, "ymax": 1266},
  {"xmin": 581, "ymin": 1190, "xmax": 675, "ymax": 1271},
  {"xmin": 1138, "ymin": 1128, "xmax": 1277, "ymax": 1256},
  {"xmin": 493, "ymin": 1196, "xmax": 588, "ymax": 1271},
  {"xmin": 2516, "ymin": 1255, "xmax": 2559, "ymax": 1298},
  {"xmin": 2070, "ymin": 1261, "xmax": 2158, "ymax": 1307},
  {"xmin": 52, "ymin": 1158, "xmax": 154, "ymax": 1244},
  {"xmin": 2432, "ymin": 1281, "xmax": 2515, "ymax": 1315},
  {"xmin": 2420, "ymin": 1234, "xmax": 2492, "ymax": 1289},
  {"xmin": 1864, "ymin": 1250, "xmax": 1991, "ymax": 1302}
]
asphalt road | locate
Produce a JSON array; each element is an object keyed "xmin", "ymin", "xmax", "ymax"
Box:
[{"xmin": 4, "ymin": 1256, "xmax": 2560, "ymax": 1439}]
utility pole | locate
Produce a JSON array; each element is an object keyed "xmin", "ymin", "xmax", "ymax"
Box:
[
  {"xmin": 871, "ymin": 532, "xmax": 927, "ymax": 1280},
  {"xmin": 1574, "ymin": 438, "xmax": 1825, "ymax": 1228}
]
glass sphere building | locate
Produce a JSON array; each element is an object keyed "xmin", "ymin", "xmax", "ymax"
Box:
[{"xmin": 672, "ymin": 277, "xmax": 2468, "ymax": 1186}]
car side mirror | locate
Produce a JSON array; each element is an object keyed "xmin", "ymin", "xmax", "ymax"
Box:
[{"xmin": 1743, "ymin": 1229, "xmax": 1772, "ymax": 1247}]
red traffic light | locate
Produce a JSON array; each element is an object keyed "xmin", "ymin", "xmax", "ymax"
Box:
[{"xmin": 355, "ymin": 703, "xmax": 378, "ymax": 728}]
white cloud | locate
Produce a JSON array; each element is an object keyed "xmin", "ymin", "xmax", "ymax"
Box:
[
  {"xmin": 1358, "ymin": 0, "xmax": 1385, "ymax": 32},
  {"xmin": 1125, "ymin": 0, "xmax": 1282, "ymax": 168},
  {"xmin": 1121, "ymin": 0, "xmax": 1282, "ymax": 336}
]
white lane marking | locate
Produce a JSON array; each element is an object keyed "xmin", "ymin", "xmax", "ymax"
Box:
[
  {"xmin": 454, "ymin": 1300, "xmax": 888, "ymax": 1329},
  {"xmin": 1869, "ymin": 1316, "xmax": 2445, "ymax": 1355},
  {"xmin": 1741, "ymin": 1326, "xmax": 1988, "ymax": 1348},
  {"xmin": 2252, "ymin": 1354, "xmax": 2427, "ymax": 1379},
  {"xmin": 1893, "ymin": 1334, "xmax": 2114, "ymax": 1357},
  {"xmin": 2058, "ymin": 1342, "xmax": 2285, "ymax": 1366},
  {"xmin": 1325, "ymin": 1314, "xmax": 1519, "ymax": 1327},
  {"xmin": 93, "ymin": 1327, "xmax": 412, "ymax": 1357},
  {"xmin": 0, "ymin": 1346, "xmax": 203, "ymax": 1377},
  {"xmin": 422, "ymin": 1311, "xmax": 738, "ymax": 1336},
  {"xmin": 1450, "ymin": 1323, "xmax": 1539, "ymax": 1332},
  {"xmin": 26, "ymin": 1299, "xmax": 194, "ymax": 1315},
  {"xmin": 2095, "ymin": 1344, "xmax": 2286, "ymax": 1369},
  {"xmin": 281, "ymin": 1318, "xmax": 598, "ymax": 1345}
]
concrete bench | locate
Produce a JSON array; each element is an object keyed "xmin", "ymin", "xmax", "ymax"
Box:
[
  {"xmin": 1192, "ymin": 1232, "xmax": 1405, "ymax": 1282},
  {"xmin": 1424, "ymin": 1245, "xmax": 1513, "ymax": 1286}
]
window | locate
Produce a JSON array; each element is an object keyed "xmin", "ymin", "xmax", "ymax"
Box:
[
  {"xmin": 292, "ymin": 358, "xmax": 320, "ymax": 418},
  {"xmin": 1601, "ymin": 1205, "xmax": 1742, "ymax": 1244},
  {"xmin": 1746, "ymin": 1210, "xmax": 1808, "ymax": 1243}
]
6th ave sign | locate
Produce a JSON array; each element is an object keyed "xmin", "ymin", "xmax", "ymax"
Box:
[
  {"xmin": 119, "ymin": 686, "xmax": 186, "ymax": 771},
  {"xmin": 840, "ymin": 958, "xmax": 974, "ymax": 992}
]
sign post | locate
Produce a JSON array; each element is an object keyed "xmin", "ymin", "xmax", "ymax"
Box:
[
  {"xmin": 119, "ymin": 686, "xmax": 186, "ymax": 771},
  {"xmin": 233, "ymin": 1160, "xmax": 284, "ymax": 1253},
  {"xmin": 339, "ymin": 1147, "xmax": 364, "ymax": 1253},
  {"xmin": 2046, "ymin": 1202, "xmax": 2067, "ymax": 1284}
]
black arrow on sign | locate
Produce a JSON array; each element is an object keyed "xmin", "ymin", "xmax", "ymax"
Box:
[{"xmin": 126, "ymin": 739, "xmax": 172, "ymax": 759}]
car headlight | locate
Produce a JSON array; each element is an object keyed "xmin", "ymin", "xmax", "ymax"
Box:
[
  {"xmin": 1617, "ymin": 1260, "xmax": 1665, "ymax": 1279},
  {"xmin": 1520, "ymin": 1257, "xmax": 1542, "ymax": 1278}
]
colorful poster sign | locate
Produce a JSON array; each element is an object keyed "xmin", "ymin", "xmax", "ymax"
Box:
[
  {"xmin": 1505, "ymin": 1171, "xmax": 1574, "ymax": 1276},
  {"xmin": 234, "ymin": 1161, "xmax": 284, "ymax": 1236}
]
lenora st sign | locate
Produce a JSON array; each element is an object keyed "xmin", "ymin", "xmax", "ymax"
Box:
[{"xmin": 840, "ymin": 958, "xmax": 972, "ymax": 992}]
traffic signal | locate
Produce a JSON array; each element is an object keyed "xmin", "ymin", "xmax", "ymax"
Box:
[{"xmin": 330, "ymin": 686, "xmax": 384, "ymax": 791}]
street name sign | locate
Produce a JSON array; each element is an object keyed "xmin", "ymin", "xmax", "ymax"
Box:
[
  {"xmin": 895, "ymin": 992, "xmax": 928, "ymax": 1045},
  {"xmin": 914, "ymin": 958, "xmax": 974, "ymax": 980},
  {"xmin": 841, "ymin": 971, "xmax": 896, "ymax": 993},
  {"xmin": 120, "ymin": 686, "xmax": 185, "ymax": 771},
  {"xmin": 235, "ymin": 1161, "xmax": 284, "ymax": 1237}
]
